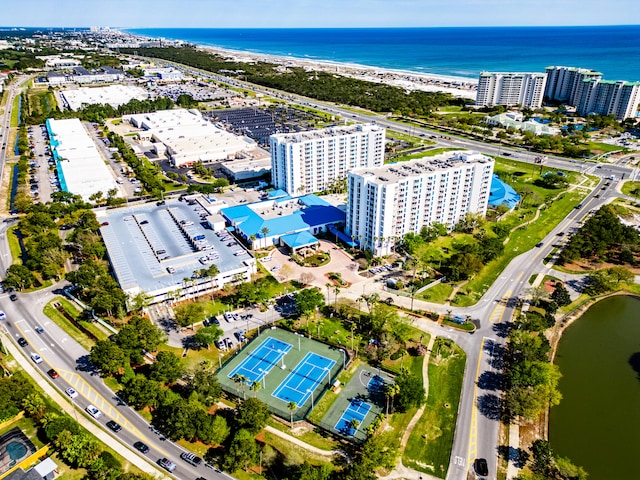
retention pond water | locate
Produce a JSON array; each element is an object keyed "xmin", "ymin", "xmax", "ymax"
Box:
[{"xmin": 550, "ymin": 295, "xmax": 640, "ymax": 480}]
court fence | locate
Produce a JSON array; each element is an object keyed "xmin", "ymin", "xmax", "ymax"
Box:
[{"xmin": 218, "ymin": 327, "xmax": 346, "ymax": 422}]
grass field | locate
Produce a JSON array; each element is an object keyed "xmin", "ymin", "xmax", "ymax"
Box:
[
  {"xmin": 7, "ymin": 225, "xmax": 21, "ymax": 264},
  {"xmin": 621, "ymin": 180, "xmax": 640, "ymax": 197},
  {"xmin": 403, "ymin": 338, "xmax": 466, "ymax": 478},
  {"xmin": 10, "ymin": 95, "xmax": 20, "ymax": 127},
  {"xmin": 454, "ymin": 189, "xmax": 583, "ymax": 305}
]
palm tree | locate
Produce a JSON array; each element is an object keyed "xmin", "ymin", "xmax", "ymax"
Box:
[
  {"xmin": 384, "ymin": 383, "xmax": 400, "ymax": 416},
  {"xmin": 349, "ymin": 418, "xmax": 360, "ymax": 434},
  {"xmin": 325, "ymin": 282, "xmax": 332, "ymax": 303},
  {"xmin": 287, "ymin": 401, "xmax": 297, "ymax": 428},
  {"xmin": 250, "ymin": 381, "xmax": 262, "ymax": 398},
  {"xmin": 333, "ymin": 286, "xmax": 341, "ymax": 306}
]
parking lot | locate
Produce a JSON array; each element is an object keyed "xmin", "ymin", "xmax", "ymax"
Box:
[{"xmin": 27, "ymin": 124, "xmax": 58, "ymax": 203}]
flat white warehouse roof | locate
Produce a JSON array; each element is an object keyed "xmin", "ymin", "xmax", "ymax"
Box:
[
  {"xmin": 124, "ymin": 109, "xmax": 254, "ymax": 167},
  {"xmin": 47, "ymin": 118, "xmax": 121, "ymax": 201},
  {"xmin": 61, "ymin": 85, "xmax": 148, "ymax": 111}
]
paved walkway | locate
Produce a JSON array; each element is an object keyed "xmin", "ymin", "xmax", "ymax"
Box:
[
  {"xmin": 380, "ymin": 335, "xmax": 440, "ymax": 480},
  {"xmin": 263, "ymin": 425, "xmax": 346, "ymax": 459},
  {"xmin": 506, "ymin": 423, "xmax": 520, "ymax": 480},
  {"xmin": 0, "ymin": 331, "xmax": 163, "ymax": 477}
]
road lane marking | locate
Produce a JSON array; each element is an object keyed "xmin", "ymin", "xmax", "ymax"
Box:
[
  {"xmin": 467, "ymin": 337, "xmax": 486, "ymax": 468},
  {"xmin": 58, "ymin": 370, "xmax": 167, "ymax": 454},
  {"xmin": 488, "ymin": 289, "xmax": 511, "ymax": 324}
]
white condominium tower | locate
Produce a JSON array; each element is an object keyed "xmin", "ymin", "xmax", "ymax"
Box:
[
  {"xmin": 576, "ymin": 79, "xmax": 640, "ymax": 121},
  {"xmin": 346, "ymin": 151, "xmax": 494, "ymax": 256},
  {"xmin": 476, "ymin": 72, "xmax": 547, "ymax": 108},
  {"xmin": 270, "ymin": 123, "xmax": 385, "ymax": 196},
  {"xmin": 544, "ymin": 66, "xmax": 602, "ymax": 105}
]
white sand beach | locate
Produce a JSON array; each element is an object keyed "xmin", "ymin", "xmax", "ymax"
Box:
[{"xmin": 197, "ymin": 45, "xmax": 478, "ymax": 100}]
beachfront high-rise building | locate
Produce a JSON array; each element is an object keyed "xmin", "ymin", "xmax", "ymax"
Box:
[
  {"xmin": 270, "ymin": 123, "xmax": 385, "ymax": 196},
  {"xmin": 544, "ymin": 66, "xmax": 603, "ymax": 104},
  {"xmin": 346, "ymin": 151, "xmax": 494, "ymax": 256},
  {"xmin": 476, "ymin": 72, "xmax": 547, "ymax": 108},
  {"xmin": 575, "ymin": 79, "xmax": 640, "ymax": 120}
]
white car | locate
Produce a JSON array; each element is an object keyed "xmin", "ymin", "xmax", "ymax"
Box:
[
  {"xmin": 85, "ymin": 405, "xmax": 102, "ymax": 419},
  {"xmin": 65, "ymin": 387, "xmax": 79, "ymax": 399},
  {"xmin": 0, "ymin": 310, "xmax": 6, "ymax": 319},
  {"xmin": 31, "ymin": 353, "xmax": 43, "ymax": 364}
]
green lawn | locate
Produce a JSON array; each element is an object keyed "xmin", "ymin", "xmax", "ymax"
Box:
[
  {"xmin": 266, "ymin": 418, "xmax": 339, "ymax": 451},
  {"xmin": 453, "ymin": 189, "xmax": 584, "ymax": 305},
  {"xmin": 11, "ymin": 94, "xmax": 20, "ymax": 127},
  {"xmin": 388, "ymin": 147, "xmax": 456, "ymax": 163},
  {"xmin": 419, "ymin": 282, "xmax": 453, "ymax": 304},
  {"xmin": 621, "ymin": 180, "xmax": 640, "ymax": 198},
  {"xmin": 403, "ymin": 338, "xmax": 466, "ymax": 478},
  {"xmin": 7, "ymin": 224, "xmax": 22, "ymax": 264},
  {"xmin": 588, "ymin": 142, "xmax": 627, "ymax": 154}
]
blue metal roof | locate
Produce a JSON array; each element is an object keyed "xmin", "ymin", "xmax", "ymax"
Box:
[
  {"xmin": 267, "ymin": 189, "xmax": 290, "ymax": 200},
  {"xmin": 280, "ymin": 231, "xmax": 319, "ymax": 249},
  {"xmin": 489, "ymin": 174, "xmax": 521, "ymax": 209},
  {"xmin": 220, "ymin": 195, "xmax": 345, "ymax": 238}
]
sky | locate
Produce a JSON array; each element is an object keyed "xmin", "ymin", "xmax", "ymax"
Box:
[{"xmin": 2, "ymin": 0, "xmax": 639, "ymax": 28}]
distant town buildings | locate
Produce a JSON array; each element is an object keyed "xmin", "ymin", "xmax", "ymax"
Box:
[
  {"xmin": 346, "ymin": 151, "xmax": 494, "ymax": 256},
  {"xmin": 476, "ymin": 72, "xmax": 547, "ymax": 108},
  {"xmin": 270, "ymin": 123, "xmax": 385, "ymax": 196}
]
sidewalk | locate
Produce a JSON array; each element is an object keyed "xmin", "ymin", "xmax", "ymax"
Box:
[{"xmin": 0, "ymin": 331, "xmax": 164, "ymax": 477}]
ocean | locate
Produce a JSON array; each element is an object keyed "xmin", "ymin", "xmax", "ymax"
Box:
[{"xmin": 126, "ymin": 26, "xmax": 640, "ymax": 81}]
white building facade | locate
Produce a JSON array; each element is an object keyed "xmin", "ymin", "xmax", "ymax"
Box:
[
  {"xmin": 476, "ymin": 72, "xmax": 547, "ymax": 108},
  {"xmin": 544, "ymin": 66, "xmax": 602, "ymax": 105},
  {"xmin": 346, "ymin": 151, "xmax": 494, "ymax": 256},
  {"xmin": 270, "ymin": 123, "xmax": 385, "ymax": 195},
  {"xmin": 575, "ymin": 79, "xmax": 640, "ymax": 120}
]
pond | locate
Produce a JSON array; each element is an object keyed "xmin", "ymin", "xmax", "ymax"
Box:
[{"xmin": 550, "ymin": 295, "xmax": 640, "ymax": 480}]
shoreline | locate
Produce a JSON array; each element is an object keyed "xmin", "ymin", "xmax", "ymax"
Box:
[{"xmin": 124, "ymin": 31, "xmax": 479, "ymax": 100}]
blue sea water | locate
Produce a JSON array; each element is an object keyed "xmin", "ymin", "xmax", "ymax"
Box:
[{"xmin": 126, "ymin": 26, "xmax": 640, "ymax": 81}]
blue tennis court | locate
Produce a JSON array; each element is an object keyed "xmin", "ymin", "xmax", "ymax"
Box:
[
  {"xmin": 227, "ymin": 337, "xmax": 292, "ymax": 384},
  {"xmin": 335, "ymin": 399, "xmax": 371, "ymax": 436},
  {"xmin": 367, "ymin": 374, "xmax": 385, "ymax": 392},
  {"xmin": 272, "ymin": 352, "xmax": 335, "ymax": 406}
]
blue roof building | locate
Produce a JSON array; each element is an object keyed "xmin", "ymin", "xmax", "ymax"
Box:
[
  {"xmin": 220, "ymin": 195, "xmax": 345, "ymax": 249},
  {"xmin": 489, "ymin": 174, "xmax": 521, "ymax": 210}
]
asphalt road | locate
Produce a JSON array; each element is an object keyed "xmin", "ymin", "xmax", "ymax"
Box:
[{"xmin": 0, "ymin": 286, "xmax": 235, "ymax": 480}]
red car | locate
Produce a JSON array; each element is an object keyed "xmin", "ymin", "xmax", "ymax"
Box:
[{"xmin": 47, "ymin": 369, "xmax": 59, "ymax": 379}]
